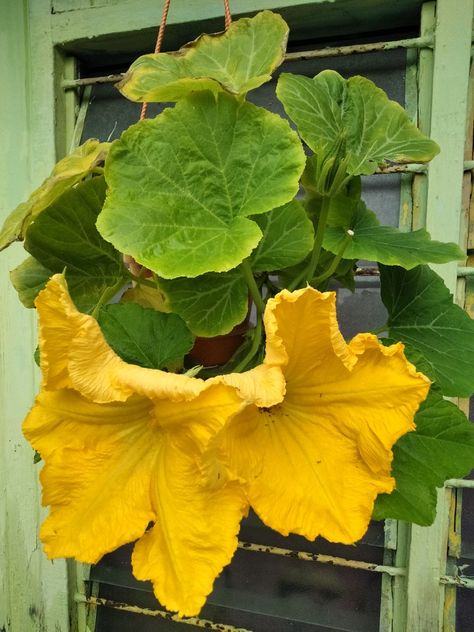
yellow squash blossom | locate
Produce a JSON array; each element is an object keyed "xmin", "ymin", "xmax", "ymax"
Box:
[
  {"xmin": 220, "ymin": 288, "xmax": 431, "ymax": 544},
  {"xmin": 23, "ymin": 274, "xmax": 285, "ymax": 617}
]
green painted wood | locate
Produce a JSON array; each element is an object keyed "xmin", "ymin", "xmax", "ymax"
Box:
[
  {"xmin": 405, "ymin": 1, "xmax": 474, "ymax": 630},
  {"xmin": 0, "ymin": 0, "xmax": 69, "ymax": 630},
  {"xmin": 425, "ymin": 0, "xmax": 473, "ymax": 289},
  {"xmin": 398, "ymin": 48, "xmax": 418, "ymax": 233},
  {"xmin": 50, "ymin": 0, "xmax": 426, "ymax": 63},
  {"xmin": 412, "ymin": 1, "xmax": 435, "ymax": 231}
]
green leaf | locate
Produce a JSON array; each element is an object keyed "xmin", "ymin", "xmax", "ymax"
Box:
[
  {"xmin": 276, "ymin": 70, "xmax": 439, "ymax": 176},
  {"xmin": 159, "ymin": 269, "xmax": 248, "ymax": 337},
  {"xmin": 24, "ymin": 176, "xmax": 128, "ymax": 313},
  {"xmin": 249, "ymin": 201, "xmax": 314, "ymax": 272},
  {"xmin": 98, "ymin": 91, "xmax": 305, "ymax": 279},
  {"xmin": 324, "ymin": 197, "xmax": 464, "ymax": 269},
  {"xmin": 380, "ymin": 264, "xmax": 474, "ymax": 397},
  {"xmin": 98, "ymin": 303, "xmax": 193, "ymax": 370},
  {"xmin": 119, "ymin": 11, "xmax": 288, "ymax": 102},
  {"xmin": 10, "ymin": 256, "xmax": 53, "ymax": 308},
  {"xmin": 0, "ymin": 139, "xmax": 110, "ymax": 251},
  {"xmin": 373, "ymin": 389, "xmax": 474, "ymax": 525}
]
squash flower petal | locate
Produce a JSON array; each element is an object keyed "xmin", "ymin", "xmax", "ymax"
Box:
[
  {"xmin": 221, "ymin": 287, "xmax": 431, "ymax": 544},
  {"xmin": 25, "ymin": 274, "xmax": 251, "ymax": 617}
]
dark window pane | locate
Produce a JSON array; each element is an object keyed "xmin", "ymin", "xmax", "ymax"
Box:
[
  {"xmin": 456, "ymin": 586, "xmax": 474, "ymax": 632},
  {"xmin": 93, "ymin": 543, "xmax": 382, "ymax": 632}
]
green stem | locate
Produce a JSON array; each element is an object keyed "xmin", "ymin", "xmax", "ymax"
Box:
[
  {"xmin": 240, "ymin": 259, "xmax": 265, "ymax": 315},
  {"xmin": 91, "ymin": 279, "xmax": 126, "ymax": 319},
  {"xmin": 289, "ymin": 195, "xmax": 332, "ymax": 290},
  {"xmin": 311, "ymin": 230, "xmax": 354, "ymax": 286},
  {"xmin": 233, "ymin": 318, "xmax": 263, "ymax": 373},
  {"xmin": 126, "ymin": 270, "xmax": 158, "ymax": 289}
]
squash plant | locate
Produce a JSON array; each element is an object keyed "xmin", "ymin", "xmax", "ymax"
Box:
[{"xmin": 2, "ymin": 10, "xmax": 474, "ymax": 618}]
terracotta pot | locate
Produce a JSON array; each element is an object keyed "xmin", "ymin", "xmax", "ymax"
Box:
[{"xmin": 188, "ymin": 319, "xmax": 250, "ymax": 367}]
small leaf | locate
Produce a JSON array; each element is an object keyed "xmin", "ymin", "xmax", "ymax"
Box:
[
  {"xmin": 98, "ymin": 303, "xmax": 194, "ymax": 370},
  {"xmin": 277, "ymin": 70, "xmax": 439, "ymax": 176},
  {"xmin": 10, "ymin": 256, "xmax": 53, "ymax": 308},
  {"xmin": 0, "ymin": 139, "xmax": 110, "ymax": 251},
  {"xmin": 119, "ymin": 11, "xmax": 288, "ymax": 102},
  {"xmin": 324, "ymin": 197, "xmax": 464, "ymax": 269},
  {"xmin": 98, "ymin": 91, "xmax": 305, "ymax": 279},
  {"xmin": 249, "ymin": 201, "xmax": 314, "ymax": 272},
  {"xmin": 24, "ymin": 176, "xmax": 128, "ymax": 313},
  {"xmin": 121, "ymin": 284, "xmax": 171, "ymax": 312},
  {"xmin": 380, "ymin": 264, "xmax": 474, "ymax": 397},
  {"xmin": 159, "ymin": 270, "xmax": 248, "ymax": 337},
  {"xmin": 373, "ymin": 389, "xmax": 474, "ymax": 525}
]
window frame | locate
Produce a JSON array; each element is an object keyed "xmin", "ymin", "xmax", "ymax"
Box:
[{"xmin": 1, "ymin": 1, "xmax": 472, "ymax": 630}]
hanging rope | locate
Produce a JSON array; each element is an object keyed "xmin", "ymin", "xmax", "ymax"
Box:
[
  {"xmin": 139, "ymin": 0, "xmax": 172, "ymax": 120},
  {"xmin": 140, "ymin": 0, "xmax": 232, "ymax": 120},
  {"xmin": 223, "ymin": 0, "xmax": 232, "ymax": 29}
]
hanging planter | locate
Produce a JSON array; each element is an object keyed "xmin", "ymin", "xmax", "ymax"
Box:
[{"xmin": 2, "ymin": 3, "xmax": 474, "ymax": 620}]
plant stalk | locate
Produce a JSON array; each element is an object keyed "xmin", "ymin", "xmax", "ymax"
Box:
[
  {"xmin": 311, "ymin": 230, "xmax": 354, "ymax": 286},
  {"xmin": 126, "ymin": 270, "xmax": 158, "ymax": 289},
  {"xmin": 240, "ymin": 260, "xmax": 265, "ymax": 315},
  {"xmin": 289, "ymin": 195, "xmax": 332, "ymax": 290},
  {"xmin": 91, "ymin": 279, "xmax": 126, "ymax": 319},
  {"xmin": 233, "ymin": 318, "xmax": 263, "ymax": 373}
]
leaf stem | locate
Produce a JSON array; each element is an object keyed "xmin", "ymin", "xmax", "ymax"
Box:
[
  {"xmin": 289, "ymin": 195, "xmax": 332, "ymax": 290},
  {"xmin": 91, "ymin": 279, "xmax": 126, "ymax": 319},
  {"xmin": 126, "ymin": 270, "xmax": 158, "ymax": 289},
  {"xmin": 311, "ymin": 230, "xmax": 354, "ymax": 286},
  {"xmin": 240, "ymin": 259, "xmax": 265, "ymax": 315},
  {"xmin": 233, "ymin": 318, "xmax": 263, "ymax": 373}
]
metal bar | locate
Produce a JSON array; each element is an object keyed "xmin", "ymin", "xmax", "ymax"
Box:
[
  {"xmin": 376, "ymin": 164, "xmax": 428, "ymax": 174},
  {"xmin": 61, "ymin": 35, "xmax": 433, "ymax": 90},
  {"xmin": 440, "ymin": 575, "xmax": 474, "ymax": 589},
  {"xmin": 237, "ymin": 541, "xmax": 406, "ymax": 577},
  {"xmin": 74, "ymin": 593, "xmax": 253, "ymax": 631},
  {"xmin": 284, "ymin": 35, "xmax": 433, "ymax": 61},
  {"xmin": 376, "ymin": 160, "xmax": 474, "ymax": 174},
  {"xmin": 63, "ymin": 74, "xmax": 124, "ymax": 89},
  {"xmin": 69, "ymin": 85, "xmax": 91, "ymax": 152},
  {"xmin": 445, "ymin": 478, "xmax": 474, "ymax": 488}
]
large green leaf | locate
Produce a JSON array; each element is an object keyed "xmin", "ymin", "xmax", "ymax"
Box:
[
  {"xmin": 276, "ymin": 70, "xmax": 439, "ymax": 176},
  {"xmin": 24, "ymin": 177, "xmax": 128, "ymax": 313},
  {"xmin": 159, "ymin": 269, "xmax": 248, "ymax": 337},
  {"xmin": 373, "ymin": 389, "xmax": 474, "ymax": 525},
  {"xmin": 0, "ymin": 139, "xmax": 110, "ymax": 251},
  {"xmin": 324, "ymin": 197, "xmax": 464, "ymax": 269},
  {"xmin": 98, "ymin": 303, "xmax": 193, "ymax": 370},
  {"xmin": 119, "ymin": 11, "xmax": 288, "ymax": 102},
  {"xmin": 380, "ymin": 264, "xmax": 474, "ymax": 397},
  {"xmin": 10, "ymin": 256, "xmax": 53, "ymax": 308},
  {"xmin": 249, "ymin": 201, "xmax": 314, "ymax": 272},
  {"xmin": 98, "ymin": 91, "xmax": 305, "ymax": 279}
]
